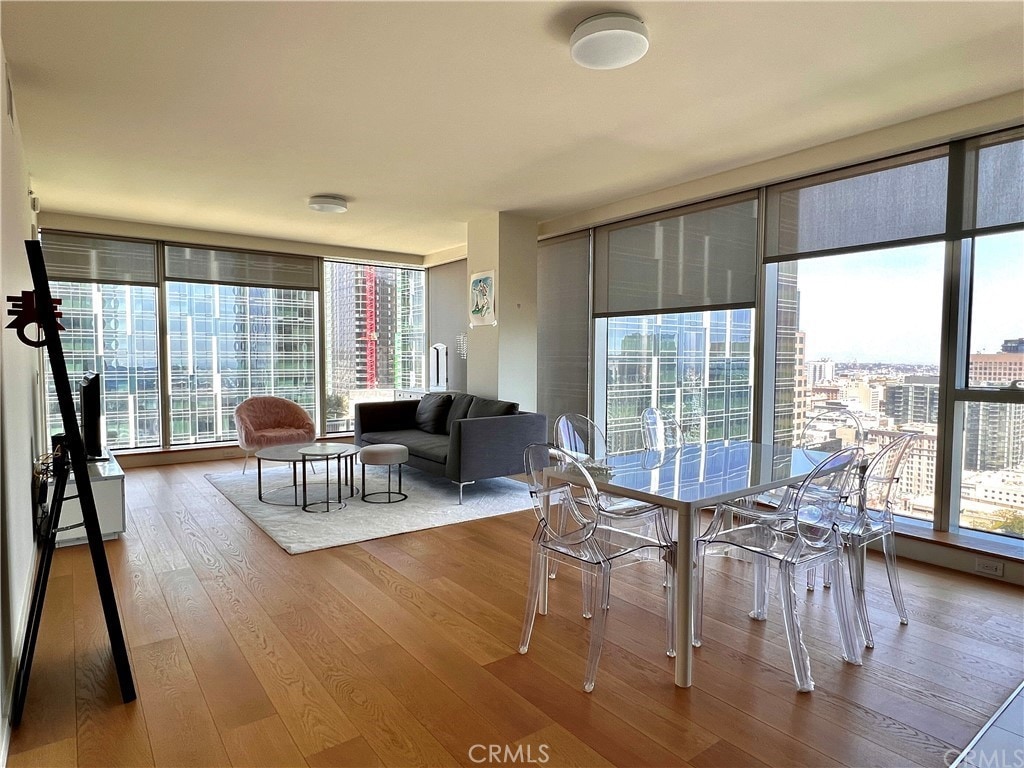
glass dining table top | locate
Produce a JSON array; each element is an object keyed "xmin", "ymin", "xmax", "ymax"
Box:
[{"xmin": 588, "ymin": 440, "xmax": 829, "ymax": 512}]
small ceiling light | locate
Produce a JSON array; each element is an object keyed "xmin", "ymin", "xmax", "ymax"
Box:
[
  {"xmin": 570, "ymin": 12, "xmax": 649, "ymax": 70},
  {"xmin": 308, "ymin": 194, "xmax": 348, "ymax": 213}
]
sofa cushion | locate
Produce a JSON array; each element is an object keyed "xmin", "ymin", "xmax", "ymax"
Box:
[
  {"xmin": 415, "ymin": 393, "xmax": 453, "ymax": 434},
  {"xmin": 359, "ymin": 429, "xmax": 449, "ymax": 464},
  {"xmin": 446, "ymin": 393, "xmax": 476, "ymax": 433},
  {"xmin": 467, "ymin": 397, "xmax": 519, "ymax": 418}
]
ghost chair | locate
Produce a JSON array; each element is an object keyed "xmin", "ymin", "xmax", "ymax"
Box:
[
  {"xmin": 833, "ymin": 433, "xmax": 917, "ymax": 647},
  {"xmin": 518, "ymin": 443, "xmax": 676, "ymax": 692},
  {"xmin": 694, "ymin": 446, "xmax": 865, "ymax": 692}
]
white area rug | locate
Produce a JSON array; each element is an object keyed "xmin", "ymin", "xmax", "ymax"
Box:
[{"xmin": 206, "ymin": 465, "xmax": 529, "ymax": 555}]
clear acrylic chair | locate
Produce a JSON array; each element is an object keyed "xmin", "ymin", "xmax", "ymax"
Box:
[
  {"xmin": 552, "ymin": 413, "xmax": 665, "ymax": 569},
  {"xmin": 714, "ymin": 408, "xmax": 865, "ymax": 585},
  {"xmin": 694, "ymin": 446, "xmax": 865, "ymax": 692},
  {"xmin": 519, "ymin": 443, "xmax": 676, "ymax": 692},
  {"xmin": 835, "ymin": 433, "xmax": 916, "ymax": 647},
  {"xmin": 640, "ymin": 406, "xmax": 685, "ymax": 451}
]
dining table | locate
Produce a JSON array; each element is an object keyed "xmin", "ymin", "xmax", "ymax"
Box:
[{"xmin": 583, "ymin": 439, "xmax": 827, "ymax": 688}]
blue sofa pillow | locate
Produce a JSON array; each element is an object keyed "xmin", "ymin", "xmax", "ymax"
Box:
[{"xmin": 415, "ymin": 393, "xmax": 453, "ymax": 434}]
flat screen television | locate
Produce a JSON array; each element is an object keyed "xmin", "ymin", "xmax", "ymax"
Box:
[{"xmin": 79, "ymin": 370, "xmax": 103, "ymax": 460}]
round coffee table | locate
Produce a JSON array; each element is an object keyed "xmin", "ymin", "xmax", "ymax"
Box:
[
  {"xmin": 255, "ymin": 443, "xmax": 311, "ymax": 506},
  {"xmin": 299, "ymin": 443, "xmax": 360, "ymax": 513}
]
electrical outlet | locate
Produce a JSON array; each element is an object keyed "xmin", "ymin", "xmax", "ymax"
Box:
[{"xmin": 974, "ymin": 558, "xmax": 1004, "ymax": 578}]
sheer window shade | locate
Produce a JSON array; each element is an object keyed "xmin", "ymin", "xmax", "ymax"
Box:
[
  {"xmin": 765, "ymin": 147, "xmax": 949, "ymax": 258},
  {"xmin": 164, "ymin": 245, "xmax": 319, "ymax": 290},
  {"xmin": 593, "ymin": 195, "xmax": 758, "ymax": 316},
  {"xmin": 968, "ymin": 130, "xmax": 1024, "ymax": 230},
  {"xmin": 41, "ymin": 232, "xmax": 158, "ymax": 284},
  {"xmin": 537, "ymin": 232, "xmax": 591, "ymax": 429}
]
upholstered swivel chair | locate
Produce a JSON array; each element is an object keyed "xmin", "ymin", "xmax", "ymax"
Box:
[{"xmin": 234, "ymin": 396, "xmax": 316, "ymax": 473}]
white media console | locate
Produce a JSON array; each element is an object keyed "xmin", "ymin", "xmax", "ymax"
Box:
[{"xmin": 56, "ymin": 449, "xmax": 126, "ymax": 547}]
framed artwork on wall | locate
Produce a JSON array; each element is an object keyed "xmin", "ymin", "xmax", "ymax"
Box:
[{"xmin": 469, "ymin": 270, "xmax": 496, "ymax": 327}]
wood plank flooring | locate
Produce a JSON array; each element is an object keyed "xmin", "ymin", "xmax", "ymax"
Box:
[{"xmin": 8, "ymin": 458, "xmax": 1024, "ymax": 767}]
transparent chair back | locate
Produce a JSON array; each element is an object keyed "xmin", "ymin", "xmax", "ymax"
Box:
[
  {"xmin": 840, "ymin": 433, "xmax": 917, "ymax": 646},
  {"xmin": 553, "ymin": 412, "xmax": 608, "ymax": 463},
  {"xmin": 640, "ymin": 406, "xmax": 685, "ymax": 451},
  {"xmin": 519, "ymin": 443, "xmax": 676, "ymax": 692},
  {"xmin": 694, "ymin": 445, "xmax": 865, "ymax": 691}
]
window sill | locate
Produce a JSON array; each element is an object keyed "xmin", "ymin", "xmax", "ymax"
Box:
[{"xmin": 894, "ymin": 518, "xmax": 1024, "ymax": 563}]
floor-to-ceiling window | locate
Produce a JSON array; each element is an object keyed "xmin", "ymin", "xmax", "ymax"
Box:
[
  {"xmin": 163, "ymin": 245, "xmax": 319, "ymax": 445},
  {"xmin": 762, "ymin": 128, "xmax": 1024, "ymax": 539},
  {"xmin": 593, "ymin": 194, "xmax": 758, "ymax": 453},
  {"xmin": 949, "ymin": 130, "xmax": 1024, "ymax": 538},
  {"xmin": 41, "ymin": 233, "xmax": 162, "ymax": 450},
  {"xmin": 322, "ymin": 260, "xmax": 425, "ymax": 433},
  {"xmin": 39, "ymin": 233, "xmax": 428, "ymax": 449}
]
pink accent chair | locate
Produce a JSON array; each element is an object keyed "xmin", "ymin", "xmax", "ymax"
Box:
[{"xmin": 234, "ymin": 396, "xmax": 316, "ymax": 473}]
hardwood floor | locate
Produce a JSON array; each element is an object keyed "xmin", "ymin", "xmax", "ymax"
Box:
[{"xmin": 8, "ymin": 458, "xmax": 1024, "ymax": 767}]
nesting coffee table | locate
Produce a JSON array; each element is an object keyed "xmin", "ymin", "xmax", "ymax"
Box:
[
  {"xmin": 299, "ymin": 442, "xmax": 360, "ymax": 514},
  {"xmin": 255, "ymin": 442, "xmax": 359, "ymax": 513},
  {"xmin": 255, "ymin": 443, "xmax": 309, "ymax": 506}
]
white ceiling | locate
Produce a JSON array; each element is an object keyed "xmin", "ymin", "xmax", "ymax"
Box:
[{"xmin": 3, "ymin": 1, "xmax": 1022, "ymax": 257}]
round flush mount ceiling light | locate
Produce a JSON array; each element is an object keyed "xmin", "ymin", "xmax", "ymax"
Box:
[
  {"xmin": 308, "ymin": 194, "xmax": 348, "ymax": 213},
  {"xmin": 570, "ymin": 12, "xmax": 649, "ymax": 70}
]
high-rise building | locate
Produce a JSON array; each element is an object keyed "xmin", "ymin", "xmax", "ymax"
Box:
[
  {"xmin": 969, "ymin": 349, "xmax": 1024, "ymax": 387},
  {"xmin": 883, "ymin": 376, "xmax": 940, "ymax": 425},
  {"xmin": 324, "ymin": 263, "xmax": 425, "ymax": 431},
  {"xmin": 45, "ymin": 281, "xmax": 161, "ymax": 449},
  {"xmin": 604, "ymin": 309, "xmax": 753, "ymax": 454},
  {"xmin": 807, "ymin": 358, "xmax": 836, "ymax": 387}
]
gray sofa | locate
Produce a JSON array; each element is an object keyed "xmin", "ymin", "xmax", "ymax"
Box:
[{"xmin": 354, "ymin": 392, "xmax": 547, "ymax": 502}]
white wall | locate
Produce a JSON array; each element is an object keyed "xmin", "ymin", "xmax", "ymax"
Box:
[
  {"xmin": 466, "ymin": 213, "xmax": 538, "ymax": 409},
  {"xmin": 539, "ymin": 91, "xmax": 1024, "ymax": 239},
  {"xmin": 1, "ymin": 33, "xmax": 41, "ymax": 755}
]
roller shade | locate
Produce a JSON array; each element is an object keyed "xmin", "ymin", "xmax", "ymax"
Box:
[
  {"xmin": 537, "ymin": 231, "xmax": 591, "ymax": 429},
  {"xmin": 165, "ymin": 245, "xmax": 318, "ymax": 290},
  {"xmin": 594, "ymin": 194, "xmax": 757, "ymax": 317},
  {"xmin": 41, "ymin": 232, "xmax": 158, "ymax": 284}
]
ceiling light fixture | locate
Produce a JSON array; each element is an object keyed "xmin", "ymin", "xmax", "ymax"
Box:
[
  {"xmin": 570, "ymin": 12, "xmax": 649, "ymax": 70},
  {"xmin": 308, "ymin": 194, "xmax": 348, "ymax": 213}
]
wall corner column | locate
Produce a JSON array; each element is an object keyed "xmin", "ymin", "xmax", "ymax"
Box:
[{"xmin": 466, "ymin": 212, "xmax": 538, "ymax": 410}]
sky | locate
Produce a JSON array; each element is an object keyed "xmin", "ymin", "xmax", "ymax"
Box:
[{"xmin": 796, "ymin": 232, "xmax": 1022, "ymax": 364}]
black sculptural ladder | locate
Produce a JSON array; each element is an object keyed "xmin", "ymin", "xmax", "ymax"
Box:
[{"xmin": 9, "ymin": 239, "xmax": 135, "ymax": 727}]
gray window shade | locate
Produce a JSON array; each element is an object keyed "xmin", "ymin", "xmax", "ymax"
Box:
[
  {"xmin": 766, "ymin": 148, "xmax": 948, "ymax": 258},
  {"xmin": 164, "ymin": 245, "xmax": 318, "ymax": 290},
  {"xmin": 41, "ymin": 232, "xmax": 158, "ymax": 284},
  {"xmin": 594, "ymin": 195, "xmax": 757, "ymax": 316},
  {"xmin": 538, "ymin": 232, "xmax": 591, "ymax": 431},
  {"xmin": 970, "ymin": 130, "xmax": 1024, "ymax": 230}
]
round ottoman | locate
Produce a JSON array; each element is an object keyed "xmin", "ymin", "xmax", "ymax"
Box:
[{"xmin": 359, "ymin": 444, "xmax": 409, "ymax": 503}]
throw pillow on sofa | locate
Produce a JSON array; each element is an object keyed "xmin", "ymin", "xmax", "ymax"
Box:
[
  {"xmin": 446, "ymin": 393, "xmax": 476, "ymax": 433},
  {"xmin": 415, "ymin": 393, "xmax": 454, "ymax": 434},
  {"xmin": 467, "ymin": 397, "xmax": 519, "ymax": 418}
]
